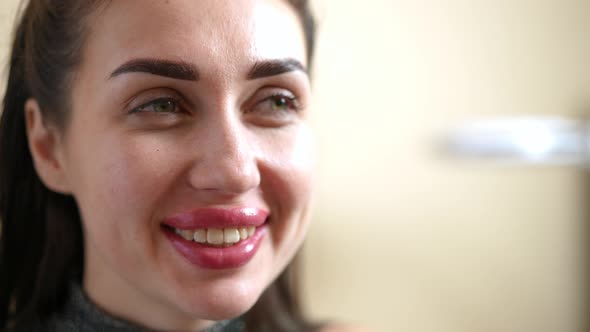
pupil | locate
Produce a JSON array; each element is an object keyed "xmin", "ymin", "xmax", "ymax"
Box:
[
  {"xmin": 156, "ymin": 100, "xmax": 172, "ymax": 112},
  {"xmin": 274, "ymin": 98, "xmax": 287, "ymax": 109}
]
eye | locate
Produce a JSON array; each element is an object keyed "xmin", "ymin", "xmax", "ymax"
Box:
[
  {"xmin": 268, "ymin": 94, "xmax": 297, "ymax": 112},
  {"xmin": 130, "ymin": 97, "xmax": 182, "ymax": 114},
  {"xmin": 255, "ymin": 92, "xmax": 301, "ymax": 114},
  {"xmin": 246, "ymin": 90, "xmax": 304, "ymax": 127}
]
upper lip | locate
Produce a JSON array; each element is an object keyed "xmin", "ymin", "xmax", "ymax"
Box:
[{"xmin": 162, "ymin": 207, "xmax": 269, "ymax": 230}]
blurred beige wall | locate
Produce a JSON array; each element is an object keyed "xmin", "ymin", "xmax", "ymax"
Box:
[
  {"xmin": 0, "ymin": 1, "xmax": 19, "ymax": 80},
  {"xmin": 305, "ymin": 0, "xmax": 588, "ymax": 332},
  {"xmin": 0, "ymin": 1, "xmax": 588, "ymax": 332}
]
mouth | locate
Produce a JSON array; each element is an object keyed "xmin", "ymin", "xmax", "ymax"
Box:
[
  {"xmin": 163, "ymin": 225, "xmax": 259, "ymax": 247},
  {"xmin": 161, "ymin": 207, "xmax": 269, "ymax": 269}
]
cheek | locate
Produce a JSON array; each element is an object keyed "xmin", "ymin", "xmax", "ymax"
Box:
[
  {"xmin": 260, "ymin": 125, "xmax": 315, "ymax": 255},
  {"xmin": 68, "ymin": 132, "xmax": 184, "ymax": 242}
]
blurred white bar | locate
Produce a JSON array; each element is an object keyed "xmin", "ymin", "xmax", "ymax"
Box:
[{"xmin": 443, "ymin": 116, "xmax": 590, "ymax": 166}]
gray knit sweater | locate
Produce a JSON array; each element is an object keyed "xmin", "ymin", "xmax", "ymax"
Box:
[{"xmin": 31, "ymin": 283, "xmax": 245, "ymax": 332}]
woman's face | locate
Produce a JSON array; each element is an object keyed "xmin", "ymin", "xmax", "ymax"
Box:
[{"xmin": 58, "ymin": 0, "xmax": 312, "ymax": 329}]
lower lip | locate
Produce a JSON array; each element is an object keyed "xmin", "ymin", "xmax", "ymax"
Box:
[{"xmin": 163, "ymin": 225, "xmax": 267, "ymax": 269}]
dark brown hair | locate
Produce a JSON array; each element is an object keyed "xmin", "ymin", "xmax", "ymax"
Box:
[{"xmin": 0, "ymin": 0, "xmax": 316, "ymax": 331}]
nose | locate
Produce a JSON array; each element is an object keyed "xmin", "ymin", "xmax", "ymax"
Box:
[{"xmin": 187, "ymin": 115, "xmax": 261, "ymax": 196}]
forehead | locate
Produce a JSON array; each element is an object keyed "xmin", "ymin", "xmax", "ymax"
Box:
[{"xmin": 83, "ymin": 0, "xmax": 307, "ymax": 78}]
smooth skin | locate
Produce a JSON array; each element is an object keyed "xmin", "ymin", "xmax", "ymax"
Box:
[{"xmin": 26, "ymin": 0, "xmax": 314, "ymax": 330}]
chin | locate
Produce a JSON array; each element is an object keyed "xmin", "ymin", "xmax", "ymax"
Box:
[{"xmin": 175, "ymin": 273, "xmax": 266, "ymax": 321}]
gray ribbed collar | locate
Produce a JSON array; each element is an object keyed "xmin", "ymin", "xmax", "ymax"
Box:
[{"xmin": 39, "ymin": 283, "xmax": 245, "ymax": 332}]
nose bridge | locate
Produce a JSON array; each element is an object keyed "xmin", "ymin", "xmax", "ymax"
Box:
[{"xmin": 190, "ymin": 113, "xmax": 260, "ymax": 194}]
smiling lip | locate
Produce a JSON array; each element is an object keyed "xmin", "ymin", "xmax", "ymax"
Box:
[
  {"xmin": 161, "ymin": 207, "xmax": 269, "ymax": 269},
  {"xmin": 162, "ymin": 207, "xmax": 268, "ymax": 229}
]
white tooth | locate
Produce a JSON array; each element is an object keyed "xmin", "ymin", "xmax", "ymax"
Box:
[
  {"xmin": 247, "ymin": 226, "xmax": 255, "ymax": 237},
  {"xmin": 239, "ymin": 228, "xmax": 248, "ymax": 240},
  {"xmin": 180, "ymin": 229, "xmax": 193, "ymax": 241},
  {"xmin": 174, "ymin": 228, "xmax": 182, "ymax": 235},
  {"xmin": 207, "ymin": 228, "xmax": 224, "ymax": 245},
  {"xmin": 224, "ymin": 228, "xmax": 240, "ymax": 244},
  {"xmin": 193, "ymin": 229, "xmax": 207, "ymax": 243}
]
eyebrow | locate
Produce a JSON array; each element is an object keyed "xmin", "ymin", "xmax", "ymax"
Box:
[
  {"xmin": 110, "ymin": 58, "xmax": 199, "ymax": 81},
  {"xmin": 247, "ymin": 58, "xmax": 306, "ymax": 80},
  {"xmin": 109, "ymin": 57, "xmax": 306, "ymax": 81}
]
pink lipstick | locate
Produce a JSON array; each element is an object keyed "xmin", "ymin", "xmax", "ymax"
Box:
[{"xmin": 162, "ymin": 207, "xmax": 268, "ymax": 269}]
